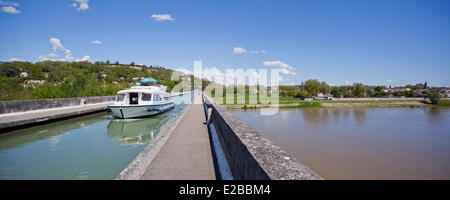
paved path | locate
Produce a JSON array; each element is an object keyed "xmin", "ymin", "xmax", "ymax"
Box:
[
  {"xmin": 140, "ymin": 93, "xmax": 216, "ymax": 180},
  {"xmin": 0, "ymin": 102, "xmax": 112, "ymax": 131}
]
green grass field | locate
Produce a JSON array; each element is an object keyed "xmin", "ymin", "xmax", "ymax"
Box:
[
  {"xmin": 437, "ymin": 99, "xmax": 450, "ymax": 106},
  {"xmin": 211, "ymin": 93, "xmax": 301, "ymax": 105}
]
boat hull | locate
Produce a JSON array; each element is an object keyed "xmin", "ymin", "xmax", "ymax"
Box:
[{"xmin": 108, "ymin": 102, "xmax": 175, "ymax": 119}]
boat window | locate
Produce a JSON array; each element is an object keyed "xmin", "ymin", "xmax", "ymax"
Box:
[
  {"xmin": 129, "ymin": 93, "xmax": 139, "ymax": 104},
  {"xmin": 164, "ymin": 97, "xmax": 169, "ymax": 100},
  {"xmin": 154, "ymin": 94, "xmax": 161, "ymax": 101},
  {"xmin": 116, "ymin": 94, "xmax": 125, "ymax": 102},
  {"xmin": 142, "ymin": 93, "xmax": 152, "ymax": 101}
]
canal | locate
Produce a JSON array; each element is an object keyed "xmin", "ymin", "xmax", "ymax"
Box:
[
  {"xmin": 232, "ymin": 107, "xmax": 450, "ymax": 180},
  {"xmin": 0, "ymin": 94, "xmax": 193, "ymax": 180}
]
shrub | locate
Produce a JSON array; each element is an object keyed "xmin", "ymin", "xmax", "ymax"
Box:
[{"xmin": 427, "ymin": 88, "xmax": 441, "ymax": 105}]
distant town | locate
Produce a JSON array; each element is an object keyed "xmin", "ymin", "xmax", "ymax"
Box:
[{"xmin": 279, "ymin": 80, "xmax": 450, "ymax": 100}]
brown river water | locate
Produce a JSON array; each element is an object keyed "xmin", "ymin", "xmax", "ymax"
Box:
[{"xmin": 231, "ymin": 107, "xmax": 450, "ymax": 180}]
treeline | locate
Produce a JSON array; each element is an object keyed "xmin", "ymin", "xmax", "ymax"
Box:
[
  {"xmin": 280, "ymin": 79, "xmax": 388, "ymax": 98},
  {"xmin": 0, "ymin": 61, "xmax": 183, "ymax": 101}
]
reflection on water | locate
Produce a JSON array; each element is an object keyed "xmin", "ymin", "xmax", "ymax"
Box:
[
  {"xmin": 0, "ymin": 116, "xmax": 106, "ymax": 152},
  {"xmin": 232, "ymin": 107, "xmax": 450, "ymax": 180},
  {"xmin": 0, "ymin": 94, "xmax": 192, "ymax": 180},
  {"xmin": 107, "ymin": 112, "xmax": 177, "ymax": 145}
]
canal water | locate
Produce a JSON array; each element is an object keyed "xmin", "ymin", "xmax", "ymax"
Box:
[
  {"xmin": 231, "ymin": 107, "xmax": 450, "ymax": 180},
  {"xmin": 0, "ymin": 94, "xmax": 193, "ymax": 180}
]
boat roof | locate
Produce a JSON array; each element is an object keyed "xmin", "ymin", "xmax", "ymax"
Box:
[{"xmin": 117, "ymin": 86, "xmax": 167, "ymax": 94}]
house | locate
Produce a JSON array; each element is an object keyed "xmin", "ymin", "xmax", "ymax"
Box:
[
  {"xmin": 414, "ymin": 89, "xmax": 428, "ymax": 97},
  {"xmin": 26, "ymin": 80, "xmax": 45, "ymax": 85},
  {"xmin": 384, "ymin": 87, "xmax": 411, "ymax": 96},
  {"xmin": 20, "ymin": 72, "xmax": 28, "ymax": 78},
  {"xmin": 442, "ymin": 88, "xmax": 450, "ymax": 98},
  {"xmin": 315, "ymin": 93, "xmax": 332, "ymax": 100},
  {"xmin": 25, "ymin": 80, "xmax": 46, "ymax": 88}
]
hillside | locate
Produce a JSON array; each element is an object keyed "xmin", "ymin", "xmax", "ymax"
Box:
[{"xmin": 0, "ymin": 61, "xmax": 185, "ymax": 101}]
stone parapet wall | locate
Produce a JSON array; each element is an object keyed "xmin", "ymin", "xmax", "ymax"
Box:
[
  {"xmin": 203, "ymin": 94, "xmax": 322, "ymax": 180},
  {"xmin": 0, "ymin": 96, "xmax": 115, "ymax": 114}
]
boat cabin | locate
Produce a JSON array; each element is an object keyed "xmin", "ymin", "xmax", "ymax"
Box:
[{"xmin": 114, "ymin": 86, "xmax": 171, "ymax": 106}]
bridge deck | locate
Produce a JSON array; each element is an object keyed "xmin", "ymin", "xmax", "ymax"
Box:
[{"xmin": 140, "ymin": 93, "xmax": 216, "ymax": 180}]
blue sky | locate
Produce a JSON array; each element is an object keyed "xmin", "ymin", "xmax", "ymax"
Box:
[{"xmin": 1, "ymin": 0, "xmax": 449, "ymax": 86}]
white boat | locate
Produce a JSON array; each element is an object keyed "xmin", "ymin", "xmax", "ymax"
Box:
[{"xmin": 108, "ymin": 78, "xmax": 175, "ymax": 119}]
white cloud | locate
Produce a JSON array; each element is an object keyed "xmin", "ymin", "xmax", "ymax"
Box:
[
  {"xmin": 234, "ymin": 46, "xmax": 267, "ymax": 55},
  {"xmin": 0, "ymin": 1, "xmax": 20, "ymax": 14},
  {"xmin": 1, "ymin": 6, "xmax": 19, "ymax": 14},
  {"xmin": 39, "ymin": 53, "xmax": 59, "ymax": 61},
  {"xmin": 64, "ymin": 49, "xmax": 73, "ymax": 61},
  {"xmin": 0, "ymin": 1, "xmax": 19, "ymax": 6},
  {"xmin": 49, "ymin": 38, "xmax": 65, "ymax": 51},
  {"xmin": 76, "ymin": 55, "xmax": 90, "ymax": 62},
  {"xmin": 39, "ymin": 38, "xmax": 87, "ymax": 62},
  {"xmin": 263, "ymin": 60, "xmax": 297, "ymax": 76},
  {"xmin": 8, "ymin": 57, "xmax": 22, "ymax": 62},
  {"xmin": 72, "ymin": 0, "xmax": 89, "ymax": 11},
  {"xmin": 233, "ymin": 46, "xmax": 247, "ymax": 54},
  {"xmin": 91, "ymin": 40, "xmax": 102, "ymax": 45},
  {"xmin": 151, "ymin": 14, "xmax": 174, "ymax": 22},
  {"xmin": 344, "ymin": 80, "xmax": 352, "ymax": 85},
  {"xmin": 387, "ymin": 80, "xmax": 392, "ymax": 83}
]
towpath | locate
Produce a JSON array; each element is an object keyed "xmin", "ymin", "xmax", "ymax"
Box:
[
  {"xmin": 139, "ymin": 93, "xmax": 216, "ymax": 180},
  {"xmin": 0, "ymin": 102, "xmax": 111, "ymax": 131}
]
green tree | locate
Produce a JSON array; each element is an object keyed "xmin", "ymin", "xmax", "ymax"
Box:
[
  {"xmin": 331, "ymin": 87, "xmax": 342, "ymax": 97},
  {"xmin": 31, "ymin": 67, "xmax": 43, "ymax": 79},
  {"xmin": 352, "ymin": 83, "xmax": 366, "ymax": 97},
  {"xmin": 319, "ymin": 81, "xmax": 331, "ymax": 95},
  {"xmin": 398, "ymin": 90, "xmax": 413, "ymax": 97},
  {"xmin": 341, "ymin": 87, "xmax": 352, "ymax": 97},
  {"xmin": 304, "ymin": 79, "xmax": 321, "ymax": 97},
  {"xmin": 373, "ymin": 86, "xmax": 387, "ymax": 97},
  {"xmin": 32, "ymin": 85, "xmax": 64, "ymax": 99},
  {"xmin": 287, "ymin": 90, "xmax": 297, "ymax": 97},
  {"xmin": 427, "ymin": 88, "xmax": 441, "ymax": 104},
  {"xmin": 296, "ymin": 90, "xmax": 309, "ymax": 98}
]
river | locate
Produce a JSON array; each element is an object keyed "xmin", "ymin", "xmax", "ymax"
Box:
[
  {"xmin": 0, "ymin": 94, "xmax": 192, "ymax": 180},
  {"xmin": 231, "ymin": 107, "xmax": 450, "ymax": 179}
]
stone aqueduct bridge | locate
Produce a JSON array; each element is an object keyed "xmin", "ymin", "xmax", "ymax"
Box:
[{"xmin": 0, "ymin": 92, "xmax": 322, "ymax": 180}]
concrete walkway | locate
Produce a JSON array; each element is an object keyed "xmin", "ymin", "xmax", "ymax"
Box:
[
  {"xmin": 140, "ymin": 93, "xmax": 216, "ymax": 180},
  {"xmin": 0, "ymin": 102, "xmax": 112, "ymax": 131}
]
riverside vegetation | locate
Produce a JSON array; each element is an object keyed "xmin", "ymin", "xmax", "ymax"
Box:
[{"xmin": 0, "ymin": 60, "xmax": 205, "ymax": 101}]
